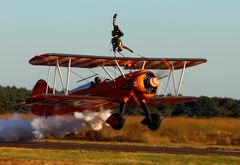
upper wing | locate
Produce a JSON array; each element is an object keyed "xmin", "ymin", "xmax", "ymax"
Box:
[
  {"xmin": 26, "ymin": 94, "xmax": 118, "ymax": 110},
  {"xmin": 147, "ymin": 96, "xmax": 197, "ymax": 107},
  {"xmin": 29, "ymin": 53, "xmax": 207, "ymax": 70}
]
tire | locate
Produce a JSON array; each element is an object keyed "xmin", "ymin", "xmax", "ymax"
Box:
[
  {"xmin": 106, "ymin": 113, "xmax": 126, "ymax": 130},
  {"xmin": 147, "ymin": 113, "xmax": 162, "ymax": 131}
]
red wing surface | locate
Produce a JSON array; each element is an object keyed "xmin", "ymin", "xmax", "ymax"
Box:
[
  {"xmin": 147, "ymin": 96, "xmax": 197, "ymax": 107},
  {"xmin": 26, "ymin": 94, "xmax": 118, "ymax": 110},
  {"xmin": 29, "ymin": 53, "xmax": 207, "ymax": 70}
]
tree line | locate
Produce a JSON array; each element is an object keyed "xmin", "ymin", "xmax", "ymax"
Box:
[
  {"xmin": 0, "ymin": 85, "xmax": 239, "ymax": 117},
  {"xmin": 157, "ymin": 96, "xmax": 240, "ymax": 118},
  {"xmin": 0, "ymin": 85, "xmax": 31, "ymax": 113}
]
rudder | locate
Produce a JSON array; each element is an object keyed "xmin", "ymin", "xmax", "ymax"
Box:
[{"xmin": 31, "ymin": 79, "xmax": 49, "ymax": 96}]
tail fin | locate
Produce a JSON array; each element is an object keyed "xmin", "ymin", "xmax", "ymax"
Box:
[
  {"xmin": 28, "ymin": 79, "xmax": 52, "ymax": 116},
  {"xmin": 31, "ymin": 79, "xmax": 49, "ymax": 96}
]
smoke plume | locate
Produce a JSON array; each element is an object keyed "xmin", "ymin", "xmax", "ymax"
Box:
[
  {"xmin": 0, "ymin": 114, "xmax": 34, "ymax": 142},
  {"xmin": 31, "ymin": 116, "xmax": 85, "ymax": 139},
  {"xmin": 0, "ymin": 109, "xmax": 112, "ymax": 142},
  {"xmin": 74, "ymin": 109, "xmax": 112, "ymax": 130}
]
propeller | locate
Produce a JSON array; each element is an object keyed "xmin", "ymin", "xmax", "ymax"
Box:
[
  {"xmin": 155, "ymin": 70, "xmax": 168, "ymax": 80},
  {"xmin": 144, "ymin": 72, "xmax": 159, "ymax": 94},
  {"xmin": 130, "ymin": 72, "xmax": 159, "ymax": 107}
]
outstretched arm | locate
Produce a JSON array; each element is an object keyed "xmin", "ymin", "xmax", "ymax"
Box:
[
  {"xmin": 123, "ymin": 45, "xmax": 133, "ymax": 53},
  {"xmin": 112, "ymin": 14, "xmax": 118, "ymax": 37},
  {"xmin": 113, "ymin": 13, "xmax": 117, "ymax": 26}
]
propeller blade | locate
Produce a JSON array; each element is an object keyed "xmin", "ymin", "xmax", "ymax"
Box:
[{"xmin": 158, "ymin": 75, "xmax": 168, "ymax": 80}]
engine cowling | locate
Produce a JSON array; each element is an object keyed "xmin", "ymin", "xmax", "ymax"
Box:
[{"xmin": 131, "ymin": 71, "xmax": 159, "ymax": 99}]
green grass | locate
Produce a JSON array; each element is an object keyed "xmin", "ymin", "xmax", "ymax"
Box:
[
  {"xmin": 38, "ymin": 139, "xmax": 240, "ymax": 150},
  {"xmin": 0, "ymin": 148, "xmax": 239, "ymax": 165}
]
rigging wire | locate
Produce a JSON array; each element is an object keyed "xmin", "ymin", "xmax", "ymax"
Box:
[{"xmin": 70, "ymin": 70, "xmax": 90, "ymax": 83}]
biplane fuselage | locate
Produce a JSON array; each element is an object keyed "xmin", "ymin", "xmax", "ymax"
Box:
[
  {"xmin": 74, "ymin": 69, "xmax": 157, "ymax": 102},
  {"xmin": 28, "ymin": 69, "xmax": 158, "ymax": 116}
]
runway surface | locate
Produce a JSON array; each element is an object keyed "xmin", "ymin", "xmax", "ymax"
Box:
[{"xmin": 0, "ymin": 141, "xmax": 240, "ymax": 157}]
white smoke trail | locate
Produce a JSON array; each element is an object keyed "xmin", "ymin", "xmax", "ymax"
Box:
[
  {"xmin": 31, "ymin": 116, "xmax": 85, "ymax": 139},
  {"xmin": 0, "ymin": 114, "xmax": 34, "ymax": 142},
  {"xmin": 74, "ymin": 109, "xmax": 112, "ymax": 130},
  {"xmin": 0, "ymin": 109, "xmax": 112, "ymax": 142}
]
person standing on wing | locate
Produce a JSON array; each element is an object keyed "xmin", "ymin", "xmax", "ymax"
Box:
[{"xmin": 111, "ymin": 14, "xmax": 133, "ymax": 54}]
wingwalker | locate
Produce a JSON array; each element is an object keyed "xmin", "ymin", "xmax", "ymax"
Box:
[{"xmin": 24, "ymin": 15, "xmax": 207, "ymax": 131}]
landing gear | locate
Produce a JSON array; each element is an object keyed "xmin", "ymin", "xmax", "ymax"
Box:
[
  {"xmin": 141, "ymin": 113, "xmax": 162, "ymax": 131},
  {"xmin": 106, "ymin": 98, "xmax": 162, "ymax": 131},
  {"xmin": 106, "ymin": 99, "xmax": 128, "ymax": 130},
  {"xmin": 140, "ymin": 100, "xmax": 162, "ymax": 131},
  {"xmin": 105, "ymin": 112, "xmax": 125, "ymax": 130}
]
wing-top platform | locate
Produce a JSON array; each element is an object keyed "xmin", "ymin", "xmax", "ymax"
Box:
[{"xmin": 29, "ymin": 53, "xmax": 207, "ymax": 70}]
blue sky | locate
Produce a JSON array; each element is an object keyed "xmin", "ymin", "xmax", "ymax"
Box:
[{"xmin": 0, "ymin": 1, "xmax": 239, "ymax": 99}]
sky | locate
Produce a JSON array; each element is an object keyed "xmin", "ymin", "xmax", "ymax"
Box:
[{"xmin": 0, "ymin": 0, "xmax": 239, "ymax": 99}]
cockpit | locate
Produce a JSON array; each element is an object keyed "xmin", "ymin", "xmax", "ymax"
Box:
[{"xmin": 70, "ymin": 77, "xmax": 109, "ymax": 94}]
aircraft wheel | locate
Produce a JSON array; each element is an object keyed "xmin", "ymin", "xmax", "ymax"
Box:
[
  {"xmin": 141, "ymin": 113, "xmax": 162, "ymax": 131},
  {"xmin": 106, "ymin": 113, "xmax": 126, "ymax": 130},
  {"xmin": 148, "ymin": 113, "xmax": 162, "ymax": 131}
]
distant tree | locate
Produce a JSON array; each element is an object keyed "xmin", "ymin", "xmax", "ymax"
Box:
[
  {"xmin": 171, "ymin": 104, "xmax": 185, "ymax": 116},
  {"xmin": 0, "ymin": 85, "xmax": 31, "ymax": 113},
  {"xmin": 228, "ymin": 100, "xmax": 240, "ymax": 118},
  {"xmin": 230, "ymin": 106, "xmax": 240, "ymax": 117},
  {"xmin": 189, "ymin": 96, "xmax": 220, "ymax": 117}
]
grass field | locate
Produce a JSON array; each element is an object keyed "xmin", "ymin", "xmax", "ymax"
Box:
[
  {"xmin": 0, "ymin": 148, "xmax": 239, "ymax": 165},
  {"xmin": 74, "ymin": 116, "xmax": 240, "ymax": 146},
  {"xmin": 1, "ymin": 114, "xmax": 240, "ymax": 164},
  {"xmin": 0, "ymin": 114, "xmax": 240, "ymax": 147}
]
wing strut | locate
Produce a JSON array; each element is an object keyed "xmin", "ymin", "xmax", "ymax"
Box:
[
  {"xmin": 164, "ymin": 69, "xmax": 172, "ymax": 96},
  {"xmin": 102, "ymin": 66, "xmax": 115, "ymax": 81},
  {"xmin": 141, "ymin": 61, "xmax": 146, "ymax": 70},
  {"xmin": 45, "ymin": 66, "xmax": 51, "ymax": 94},
  {"xmin": 176, "ymin": 61, "xmax": 186, "ymax": 96},
  {"xmin": 53, "ymin": 66, "xmax": 57, "ymax": 94},
  {"xmin": 171, "ymin": 63, "xmax": 177, "ymax": 95},
  {"xmin": 56, "ymin": 58, "xmax": 66, "ymax": 94},
  {"xmin": 114, "ymin": 60, "xmax": 126, "ymax": 79},
  {"xmin": 65, "ymin": 58, "xmax": 72, "ymax": 95},
  {"xmin": 47, "ymin": 58, "xmax": 72, "ymax": 95},
  {"xmin": 163, "ymin": 61, "xmax": 187, "ymax": 96}
]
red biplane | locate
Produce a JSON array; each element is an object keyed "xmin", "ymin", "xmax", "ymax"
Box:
[{"xmin": 25, "ymin": 53, "xmax": 206, "ymax": 130}]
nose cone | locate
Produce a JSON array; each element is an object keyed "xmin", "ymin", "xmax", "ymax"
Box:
[{"xmin": 149, "ymin": 77, "xmax": 159, "ymax": 87}]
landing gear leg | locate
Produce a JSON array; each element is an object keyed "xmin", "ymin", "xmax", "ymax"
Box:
[
  {"xmin": 106, "ymin": 98, "xmax": 128, "ymax": 130},
  {"xmin": 140, "ymin": 100, "xmax": 162, "ymax": 131}
]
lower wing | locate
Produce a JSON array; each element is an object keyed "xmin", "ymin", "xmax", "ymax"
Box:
[
  {"xmin": 26, "ymin": 94, "xmax": 118, "ymax": 111},
  {"xmin": 147, "ymin": 96, "xmax": 197, "ymax": 107}
]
